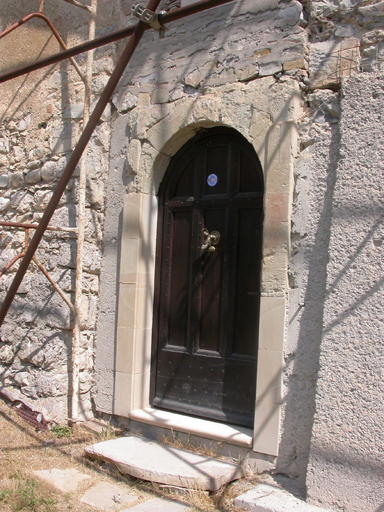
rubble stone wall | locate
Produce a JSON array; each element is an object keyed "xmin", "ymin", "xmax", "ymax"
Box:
[
  {"xmin": 0, "ymin": 0, "xmax": 120, "ymax": 420},
  {"xmin": 0, "ymin": 0, "xmax": 384, "ymax": 510}
]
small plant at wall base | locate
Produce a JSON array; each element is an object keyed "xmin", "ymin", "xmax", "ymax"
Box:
[
  {"xmin": 98, "ymin": 424, "xmax": 117, "ymax": 441},
  {"xmin": 50, "ymin": 424, "xmax": 73, "ymax": 438}
]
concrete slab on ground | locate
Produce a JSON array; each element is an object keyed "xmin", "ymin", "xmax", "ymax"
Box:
[
  {"xmin": 234, "ymin": 483, "xmax": 340, "ymax": 512},
  {"xmin": 33, "ymin": 468, "xmax": 91, "ymax": 492},
  {"xmin": 82, "ymin": 420, "xmax": 111, "ymax": 435},
  {"xmin": 85, "ymin": 436, "xmax": 244, "ymax": 491},
  {"xmin": 122, "ymin": 497, "xmax": 192, "ymax": 511},
  {"xmin": 80, "ymin": 481, "xmax": 139, "ymax": 511}
]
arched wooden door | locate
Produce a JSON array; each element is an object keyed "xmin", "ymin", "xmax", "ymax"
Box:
[{"xmin": 150, "ymin": 128, "xmax": 264, "ymax": 427}]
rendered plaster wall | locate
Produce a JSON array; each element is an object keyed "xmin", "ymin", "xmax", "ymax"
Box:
[
  {"xmin": 304, "ymin": 73, "xmax": 384, "ymax": 512},
  {"xmin": 278, "ymin": 86, "xmax": 342, "ymax": 494},
  {"xmin": 276, "ymin": 0, "xmax": 384, "ymax": 507}
]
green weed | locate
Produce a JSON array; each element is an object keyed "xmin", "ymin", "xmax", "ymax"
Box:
[
  {"xmin": 1, "ymin": 474, "xmax": 56, "ymax": 512},
  {"xmin": 14, "ymin": 477, "xmax": 55, "ymax": 511},
  {"xmin": 15, "ymin": 478, "xmax": 53, "ymax": 510},
  {"xmin": 0, "ymin": 489, "xmax": 12, "ymax": 502},
  {"xmin": 98, "ymin": 424, "xmax": 116, "ymax": 441},
  {"xmin": 50, "ymin": 424, "xmax": 73, "ymax": 438}
]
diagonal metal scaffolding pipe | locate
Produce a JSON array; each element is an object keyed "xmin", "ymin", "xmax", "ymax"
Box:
[
  {"xmin": 0, "ymin": 0, "xmax": 163, "ymax": 327},
  {"xmin": 0, "ymin": 0, "xmax": 235, "ymax": 328},
  {"xmin": 0, "ymin": 12, "xmax": 85, "ymax": 81},
  {"xmin": 0, "ymin": 0, "xmax": 234, "ymax": 84}
]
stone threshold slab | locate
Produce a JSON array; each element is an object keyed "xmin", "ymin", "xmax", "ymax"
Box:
[
  {"xmin": 129, "ymin": 407, "xmax": 253, "ymax": 448},
  {"xmin": 85, "ymin": 436, "xmax": 244, "ymax": 491}
]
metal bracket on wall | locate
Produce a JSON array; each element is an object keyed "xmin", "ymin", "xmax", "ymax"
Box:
[{"xmin": 131, "ymin": 4, "xmax": 167, "ymax": 33}]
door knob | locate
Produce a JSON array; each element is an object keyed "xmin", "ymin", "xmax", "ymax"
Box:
[{"xmin": 201, "ymin": 228, "xmax": 221, "ymax": 253}]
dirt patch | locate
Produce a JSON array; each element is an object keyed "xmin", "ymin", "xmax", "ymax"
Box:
[{"xmin": 0, "ymin": 397, "xmax": 253, "ymax": 511}]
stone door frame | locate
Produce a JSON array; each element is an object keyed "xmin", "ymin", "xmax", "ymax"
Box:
[{"xmin": 112, "ymin": 79, "xmax": 300, "ymax": 457}]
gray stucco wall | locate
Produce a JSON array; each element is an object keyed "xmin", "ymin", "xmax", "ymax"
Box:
[
  {"xmin": 279, "ymin": 86, "xmax": 341, "ymax": 495},
  {"xmin": 306, "ymin": 72, "xmax": 384, "ymax": 512}
]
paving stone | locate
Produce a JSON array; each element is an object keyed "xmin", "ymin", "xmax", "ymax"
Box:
[
  {"xmin": 33, "ymin": 468, "xmax": 91, "ymax": 493},
  {"xmin": 80, "ymin": 481, "xmax": 138, "ymax": 511},
  {"xmin": 82, "ymin": 419, "xmax": 110, "ymax": 435},
  {"xmin": 85, "ymin": 436, "xmax": 244, "ymax": 491},
  {"xmin": 234, "ymin": 483, "xmax": 340, "ymax": 512},
  {"xmin": 122, "ymin": 497, "xmax": 192, "ymax": 511}
]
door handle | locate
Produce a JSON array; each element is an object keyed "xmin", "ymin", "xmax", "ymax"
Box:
[{"xmin": 201, "ymin": 229, "xmax": 221, "ymax": 253}]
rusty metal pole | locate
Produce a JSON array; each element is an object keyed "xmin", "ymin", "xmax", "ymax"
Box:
[
  {"xmin": 0, "ymin": 0, "xmax": 235, "ymax": 327},
  {"xmin": 0, "ymin": 12, "xmax": 85, "ymax": 81},
  {"xmin": 0, "ymin": 0, "xmax": 162, "ymax": 327},
  {"xmin": 0, "ymin": 0, "xmax": 234, "ymax": 84}
]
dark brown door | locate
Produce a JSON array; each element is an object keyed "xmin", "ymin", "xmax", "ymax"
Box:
[{"xmin": 151, "ymin": 129, "xmax": 263, "ymax": 427}]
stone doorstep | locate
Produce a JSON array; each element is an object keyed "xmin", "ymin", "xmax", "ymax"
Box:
[
  {"xmin": 85, "ymin": 436, "xmax": 245, "ymax": 491},
  {"xmin": 234, "ymin": 483, "xmax": 341, "ymax": 512}
]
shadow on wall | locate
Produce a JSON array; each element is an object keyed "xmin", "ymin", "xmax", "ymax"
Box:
[
  {"xmin": 99, "ymin": 0, "xmax": 252, "ymax": 415},
  {"xmin": 275, "ymin": 111, "xmax": 341, "ymax": 496}
]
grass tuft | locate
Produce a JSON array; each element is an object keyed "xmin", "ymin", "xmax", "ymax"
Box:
[
  {"xmin": 14, "ymin": 476, "xmax": 56, "ymax": 511},
  {"xmin": 50, "ymin": 424, "xmax": 73, "ymax": 438},
  {"xmin": 0, "ymin": 489, "xmax": 12, "ymax": 502},
  {"xmin": 1, "ymin": 472, "xmax": 56, "ymax": 512}
]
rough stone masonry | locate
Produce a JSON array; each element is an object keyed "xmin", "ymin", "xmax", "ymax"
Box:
[{"xmin": 0, "ymin": 0, "xmax": 384, "ymax": 511}]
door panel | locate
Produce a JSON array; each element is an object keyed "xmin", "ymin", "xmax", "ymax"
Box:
[
  {"xmin": 199, "ymin": 207, "xmax": 226, "ymax": 353},
  {"xmin": 232, "ymin": 208, "xmax": 263, "ymax": 357},
  {"xmin": 151, "ymin": 129, "xmax": 263, "ymax": 427},
  {"xmin": 166, "ymin": 210, "xmax": 192, "ymax": 350},
  {"xmin": 203, "ymin": 144, "xmax": 229, "ymax": 196}
]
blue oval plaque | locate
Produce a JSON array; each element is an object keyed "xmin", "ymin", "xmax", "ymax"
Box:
[{"xmin": 207, "ymin": 173, "xmax": 218, "ymax": 187}]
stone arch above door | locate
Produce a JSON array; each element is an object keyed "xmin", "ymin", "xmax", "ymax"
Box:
[{"xmin": 112, "ymin": 78, "xmax": 301, "ymax": 457}]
